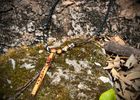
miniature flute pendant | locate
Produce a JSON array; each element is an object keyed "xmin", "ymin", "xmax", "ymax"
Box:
[
  {"xmin": 31, "ymin": 43, "xmax": 75, "ymax": 96},
  {"xmin": 31, "ymin": 49, "xmax": 56, "ymax": 96}
]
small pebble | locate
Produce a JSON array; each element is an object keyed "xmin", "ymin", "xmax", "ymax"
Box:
[
  {"xmin": 39, "ymin": 50, "xmax": 43, "ymax": 54},
  {"xmin": 95, "ymin": 62, "xmax": 101, "ymax": 66}
]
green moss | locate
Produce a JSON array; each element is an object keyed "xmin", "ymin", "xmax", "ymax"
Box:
[{"xmin": 0, "ymin": 45, "xmax": 46, "ymax": 98}]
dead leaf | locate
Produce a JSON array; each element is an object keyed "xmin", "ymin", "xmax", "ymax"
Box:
[
  {"xmin": 113, "ymin": 55, "xmax": 121, "ymax": 68},
  {"xmin": 120, "ymin": 74, "xmax": 132, "ymax": 85},
  {"xmin": 104, "ymin": 56, "xmax": 121, "ymax": 70},
  {"xmin": 132, "ymin": 79, "xmax": 140, "ymax": 91},
  {"xmin": 111, "ymin": 35, "xmax": 125, "ymax": 45},
  {"xmin": 122, "ymin": 64, "xmax": 140, "ymax": 75},
  {"xmin": 119, "ymin": 70, "xmax": 128, "ymax": 76},
  {"xmin": 116, "ymin": 79, "xmax": 128, "ymax": 97},
  {"xmin": 120, "ymin": 8, "xmax": 135, "ymax": 19},
  {"xmin": 125, "ymin": 54, "xmax": 137, "ymax": 69},
  {"xmin": 130, "ymin": 64, "xmax": 140, "ymax": 72},
  {"xmin": 111, "ymin": 68, "xmax": 120, "ymax": 79},
  {"xmin": 120, "ymin": 59, "xmax": 125, "ymax": 64},
  {"xmin": 119, "ymin": 79, "xmax": 127, "ymax": 94},
  {"xmin": 123, "ymin": 90, "xmax": 134, "ymax": 100},
  {"xmin": 111, "ymin": 68, "xmax": 132, "ymax": 85},
  {"xmin": 126, "ymin": 72, "xmax": 140, "ymax": 80},
  {"xmin": 116, "ymin": 0, "xmax": 140, "ymax": 19},
  {"xmin": 115, "ymin": 81, "xmax": 121, "ymax": 91},
  {"xmin": 117, "ymin": 91, "xmax": 125, "ymax": 100},
  {"xmin": 104, "ymin": 47, "xmax": 140, "ymax": 100},
  {"xmin": 103, "ymin": 62, "xmax": 115, "ymax": 69}
]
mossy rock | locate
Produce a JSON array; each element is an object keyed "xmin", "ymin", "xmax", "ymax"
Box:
[{"xmin": 0, "ymin": 39, "xmax": 112, "ymax": 100}]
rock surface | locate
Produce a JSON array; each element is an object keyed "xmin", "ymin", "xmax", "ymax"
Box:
[
  {"xmin": 0, "ymin": 38, "xmax": 112, "ymax": 100},
  {"xmin": 0, "ymin": 0, "xmax": 140, "ymax": 53}
]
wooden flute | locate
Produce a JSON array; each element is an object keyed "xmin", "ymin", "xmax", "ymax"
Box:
[
  {"xmin": 31, "ymin": 49, "xmax": 56, "ymax": 96},
  {"xmin": 31, "ymin": 43, "xmax": 75, "ymax": 96}
]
